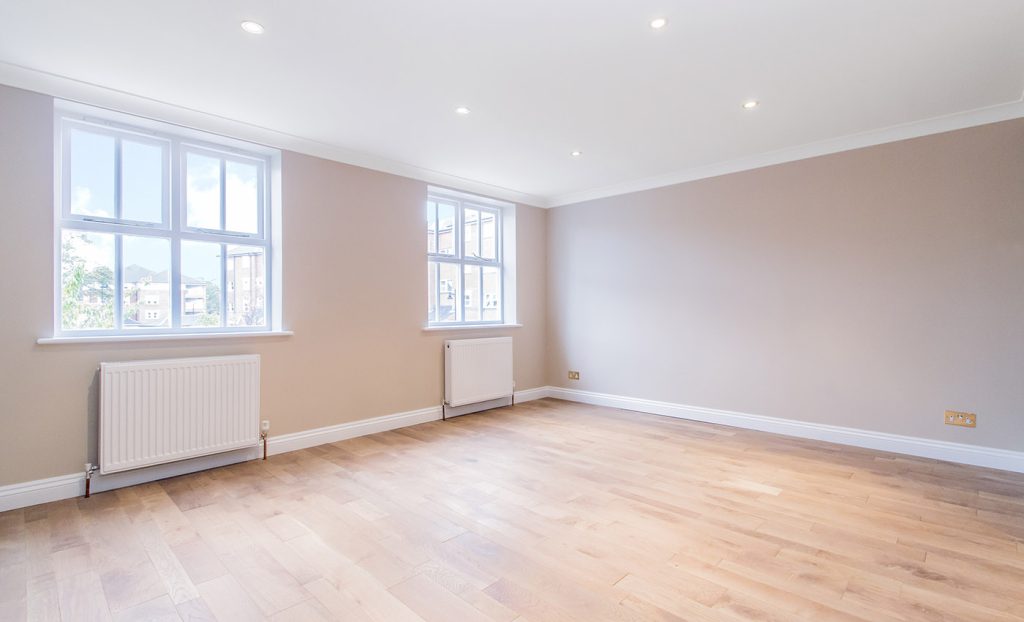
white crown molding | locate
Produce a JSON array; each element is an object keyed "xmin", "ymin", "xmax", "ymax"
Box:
[
  {"xmin": 548, "ymin": 98, "xmax": 1024, "ymax": 207},
  {"xmin": 0, "ymin": 61, "xmax": 547, "ymax": 208},
  {"xmin": 546, "ymin": 386, "xmax": 1024, "ymax": 473},
  {"xmin": 4, "ymin": 61, "xmax": 1023, "ymax": 211},
  {"xmin": 0, "ymin": 387, "xmax": 549, "ymax": 512}
]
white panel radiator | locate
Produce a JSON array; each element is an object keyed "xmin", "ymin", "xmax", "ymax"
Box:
[
  {"xmin": 444, "ymin": 337, "xmax": 514, "ymax": 407},
  {"xmin": 99, "ymin": 355, "xmax": 260, "ymax": 474}
]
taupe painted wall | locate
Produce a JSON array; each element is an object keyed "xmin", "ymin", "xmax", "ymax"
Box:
[
  {"xmin": 547, "ymin": 119, "xmax": 1024, "ymax": 451},
  {"xmin": 4, "ymin": 77, "xmax": 1022, "ymax": 488},
  {"xmin": 0, "ymin": 84, "xmax": 547, "ymax": 486}
]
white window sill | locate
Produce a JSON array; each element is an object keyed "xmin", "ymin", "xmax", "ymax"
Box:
[
  {"xmin": 422, "ymin": 323, "xmax": 522, "ymax": 332},
  {"xmin": 37, "ymin": 331, "xmax": 294, "ymax": 345}
]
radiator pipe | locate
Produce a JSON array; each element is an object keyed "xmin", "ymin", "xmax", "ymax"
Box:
[
  {"xmin": 260, "ymin": 431, "xmax": 268, "ymax": 460},
  {"xmin": 83, "ymin": 463, "xmax": 98, "ymax": 498}
]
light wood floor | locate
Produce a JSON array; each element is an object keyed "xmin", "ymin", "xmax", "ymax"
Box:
[{"xmin": 2, "ymin": 398, "xmax": 1024, "ymax": 621}]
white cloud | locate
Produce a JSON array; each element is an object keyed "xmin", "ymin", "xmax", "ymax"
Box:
[
  {"xmin": 64, "ymin": 230, "xmax": 114, "ymax": 269},
  {"xmin": 70, "ymin": 186, "xmax": 104, "ymax": 216}
]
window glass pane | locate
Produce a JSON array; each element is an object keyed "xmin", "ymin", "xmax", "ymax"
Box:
[
  {"xmin": 122, "ymin": 236, "xmax": 171, "ymax": 329},
  {"xmin": 68, "ymin": 129, "xmax": 115, "ymax": 218},
  {"xmin": 226, "ymin": 245, "xmax": 266, "ymax": 327},
  {"xmin": 61, "ymin": 230, "xmax": 115, "ymax": 330},
  {"xmin": 437, "ymin": 262, "xmax": 460, "ymax": 322},
  {"xmin": 121, "ymin": 141, "xmax": 164, "ymax": 223},
  {"xmin": 483, "ymin": 266, "xmax": 501, "ymax": 322},
  {"xmin": 225, "ymin": 161, "xmax": 259, "ymax": 233},
  {"xmin": 427, "ymin": 262, "xmax": 438, "ymax": 322},
  {"xmin": 181, "ymin": 241, "xmax": 223, "ymax": 327},
  {"xmin": 480, "ymin": 211, "xmax": 497, "ymax": 260},
  {"xmin": 186, "ymin": 153, "xmax": 221, "ymax": 229},
  {"xmin": 464, "ymin": 265, "xmax": 481, "ymax": 322},
  {"xmin": 437, "ymin": 202, "xmax": 455, "ymax": 256},
  {"xmin": 426, "ymin": 201, "xmax": 437, "ymax": 254},
  {"xmin": 464, "ymin": 209, "xmax": 479, "ymax": 258},
  {"xmin": 57, "ymin": 114, "xmax": 278, "ymax": 337}
]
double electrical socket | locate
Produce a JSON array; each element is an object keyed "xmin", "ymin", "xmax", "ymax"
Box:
[
  {"xmin": 568, "ymin": 370, "xmax": 580, "ymax": 380},
  {"xmin": 944, "ymin": 410, "xmax": 976, "ymax": 428}
]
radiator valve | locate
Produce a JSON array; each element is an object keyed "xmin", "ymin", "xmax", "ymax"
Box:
[
  {"xmin": 84, "ymin": 463, "xmax": 98, "ymax": 498},
  {"xmin": 260, "ymin": 420, "xmax": 270, "ymax": 460}
]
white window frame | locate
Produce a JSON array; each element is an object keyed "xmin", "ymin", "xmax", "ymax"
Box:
[
  {"xmin": 52, "ymin": 102, "xmax": 282, "ymax": 338},
  {"xmin": 427, "ymin": 189, "xmax": 513, "ymax": 327}
]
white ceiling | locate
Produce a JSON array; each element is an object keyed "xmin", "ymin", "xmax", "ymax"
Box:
[{"xmin": 1, "ymin": 1, "xmax": 1023, "ymax": 207}]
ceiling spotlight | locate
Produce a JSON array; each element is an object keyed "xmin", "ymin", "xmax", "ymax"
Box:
[
  {"xmin": 743, "ymin": 100, "xmax": 759, "ymax": 109},
  {"xmin": 570, "ymin": 150, "xmax": 582, "ymax": 157},
  {"xmin": 240, "ymin": 21, "xmax": 265, "ymax": 35},
  {"xmin": 455, "ymin": 106, "xmax": 471, "ymax": 115},
  {"xmin": 650, "ymin": 17, "xmax": 668, "ymax": 30}
]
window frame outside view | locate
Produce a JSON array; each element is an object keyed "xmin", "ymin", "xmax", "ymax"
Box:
[
  {"xmin": 57, "ymin": 115, "xmax": 272, "ymax": 336},
  {"xmin": 426, "ymin": 194, "xmax": 503, "ymax": 326}
]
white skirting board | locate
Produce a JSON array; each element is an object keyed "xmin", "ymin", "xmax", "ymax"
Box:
[
  {"xmin": 546, "ymin": 386, "xmax": 1024, "ymax": 474},
  {"xmin": 5, "ymin": 385, "xmax": 1021, "ymax": 512},
  {"xmin": 0, "ymin": 388, "xmax": 548, "ymax": 512}
]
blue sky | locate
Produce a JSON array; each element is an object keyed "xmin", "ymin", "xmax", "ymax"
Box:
[{"xmin": 68, "ymin": 128, "xmax": 260, "ymax": 281}]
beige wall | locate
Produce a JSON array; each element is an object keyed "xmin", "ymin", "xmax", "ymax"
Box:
[
  {"xmin": 0, "ymin": 84, "xmax": 547, "ymax": 486},
  {"xmin": 547, "ymin": 119, "xmax": 1024, "ymax": 451},
  {"xmin": 4, "ymin": 76, "xmax": 1022, "ymax": 488}
]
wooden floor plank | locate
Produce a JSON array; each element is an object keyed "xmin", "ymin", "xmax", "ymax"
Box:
[{"xmin": 1, "ymin": 398, "xmax": 1022, "ymax": 621}]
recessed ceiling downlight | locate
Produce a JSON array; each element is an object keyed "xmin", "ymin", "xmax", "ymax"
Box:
[
  {"xmin": 240, "ymin": 21, "xmax": 265, "ymax": 34},
  {"xmin": 743, "ymin": 100, "xmax": 759, "ymax": 109},
  {"xmin": 650, "ymin": 17, "xmax": 668, "ymax": 30},
  {"xmin": 571, "ymin": 150, "xmax": 583, "ymax": 157},
  {"xmin": 455, "ymin": 106, "xmax": 471, "ymax": 115}
]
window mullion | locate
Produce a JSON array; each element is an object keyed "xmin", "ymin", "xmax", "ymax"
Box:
[
  {"xmin": 179, "ymin": 230, "xmax": 268, "ymax": 245},
  {"xmin": 455, "ymin": 202, "xmax": 463, "ymax": 261},
  {"xmin": 457, "ymin": 204, "xmax": 465, "ymax": 322},
  {"xmin": 257, "ymin": 163, "xmax": 265, "ymax": 240},
  {"xmin": 113, "ymin": 234, "xmax": 123, "ymax": 329},
  {"xmin": 219, "ymin": 159, "xmax": 227, "ymax": 230},
  {"xmin": 220, "ymin": 243, "xmax": 228, "ymax": 327},
  {"xmin": 433, "ymin": 205, "xmax": 439, "ymax": 254},
  {"xmin": 262, "ymin": 161, "xmax": 271, "ymax": 329},
  {"xmin": 496, "ymin": 210, "xmax": 503, "ymax": 323},
  {"xmin": 58, "ymin": 219, "xmax": 137, "ymax": 236},
  {"xmin": 170, "ymin": 139, "xmax": 182, "ymax": 329},
  {"xmin": 458, "ymin": 257, "xmax": 500, "ymax": 267},
  {"xmin": 476, "ymin": 210, "xmax": 482, "ymax": 259},
  {"xmin": 61, "ymin": 121, "xmax": 71, "ymax": 221},
  {"xmin": 114, "ymin": 138, "xmax": 123, "ymax": 220},
  {"xmin": 432, "ymin": 262, "xmax": 440, "ymax": 323}
]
